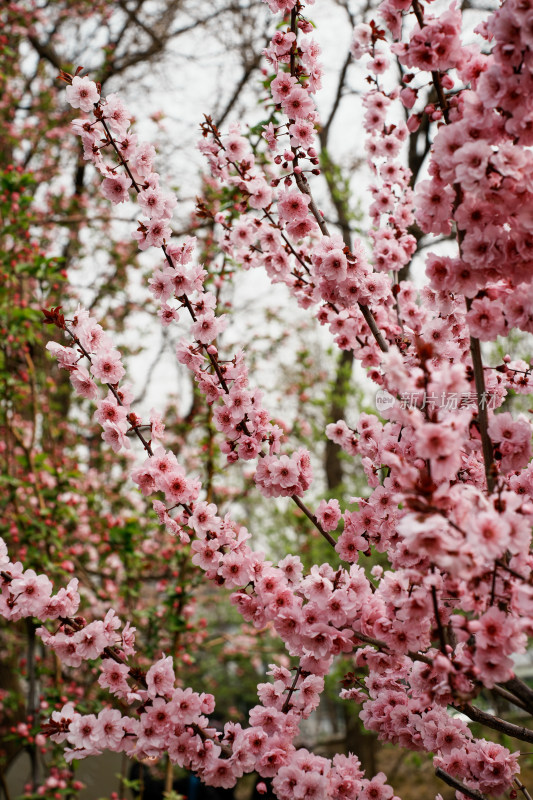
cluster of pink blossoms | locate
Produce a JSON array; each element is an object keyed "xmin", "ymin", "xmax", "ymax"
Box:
[
  {"xmin": 350, "ymin": 27, "xmax": 418, "ymax": 281},
  {"xmin": 46, "ymin": 306, "xmax": 137, "ymax": 454},
  {"xmin": 6, "ymin": 0, "xmax": 533, "ymax": 797},
  {"xmin": 58, "ymin": 71, "xmax": 322, "ymax": 506},
  {"xmin": 393, "ymin": 0, "xmax": 533, "ymax": 335},
  {"xmin": 198, "ymin": 13, "xmax": 397, "ymax": 364}
]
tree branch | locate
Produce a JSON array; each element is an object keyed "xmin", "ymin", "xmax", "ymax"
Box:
[
  {"xmin": 435, "ymin": 768, "xmax": 488, "ymax": 800},
  {"xmin": 457, "ymin": 702, "xmax": 533, "ymax": 743},
  {"xmin": 467, "ymin": 314, "xmax": 496, "ymax": 493}
]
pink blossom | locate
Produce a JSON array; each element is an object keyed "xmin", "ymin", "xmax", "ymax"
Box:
[
  {"xmin": 97, "ymin": 708, "xmax": 125, "ymax": 749},
  {"xmin": 278, "ymin": 190, "xmax": 311, "ymax": 223},
  {"xmin": 70, "ymin": 366, "xmax": 99, "ymax": 399},
  {"xmin": 488, "ymin": 412, "xmax": 532, "ymax": 472},
  {"xmin": 94, "ymin": 396, "xmax": 127, "ymax": 426},
  {"xmin": 315, "ymin": 499, "xmax": 341, "ymax": 532},
  {"xmin": 225, "ymin": 134, "xmax": 249, "ymax": 162},
  {"xmin": 147, "ymin": 655, "xmax": 175, "ymax": 699},
  {"xmin": 75, "ymin": 620, "xmax": 109, "ymax": 659},
  {"xmin": 469, "ymin": 512, "xmax": 510, "ymax": 559},
  {"xmin": 467, "ymin": 297, "xmax": 507, "ymax": 340},
  {"xmin": 351, "ymin": 23, "xmax": 373, "ymax": 59},
  {"xmin": 46, "ymin": 342, "xmax": 79, "ymax": 369},
  {"xmin": 101, "ymin": 174, "xmax": 132, "ymax": 205},
  {"xmin": 98, "ymin": 659, "xmax": 130, "ymax": 697},
  {"xmin": 415, "ymin": 422, "xmax": 460, "ymax": 460},
  {"xmin": 65, "ymin": 76, "xmax": 100, "ymax": 112},
  {"xmin": 270, "ymin": 73, "xmax": 298, "ymax": 104},
  {"xmin": 282, "ymin": 87, "xmax": 315, "ymax": 119},
  {"xmin": 160, "ymin": 468, "xmax": 193, "ymax": 504},
  {"xmin": 248, "ymin": 179, "xmax": 273, "ymax": 209},
  {"xmin": 359, "ymin": 772, "xmax": 394, "ymax": 800},
  {"xmin": 394, "ymin": 6, "xmax": 463, "ymax": 72},
  {"xmin": 138, "ymin": 187, "xmax": 166, "ymax": 218},
  {"xmin": 191, "ymin": 312, "xmax": 227, "ymax": 344},
  {"xmin": 131, "ymin": 142, "xmax": 155, "ymax": 177},
  {"xmin": 169, "ymin": 687, "xmax": 203, "ymax": 724},
  {"xmin": 91, "ymin": 350, "xmax": 125, "ymax": 384},
  {"xmin": 415, "ymin": 179, "xmax": 454, "ymax": 235},
  {"xmin": 288, "ymin": 119, "xmax": 315, "ymax": 149},
  {"xmin": 102, "ymin": 421, "xmax": 131, "ymax": 453},
  {"xmin": 144, "ymin": 219, "xmax": 172, "ymax": 248},
  {"xmin": 218, "ymin": 551, "xmax": 253, "ymax": 588},
  {"xmin": 10, "ymin": 570, "xmax": 53, "ymax": 616},
  {"xmin": 103, "ymin": 94, "xmax": 130, "ymax": 134},
  {"xmin": 67, "ymin": 714, "xmax": 101, "ymax": 751},
  {"xmin": 191, "ymin": 539, "xmax": 222, "ymax": 571}
]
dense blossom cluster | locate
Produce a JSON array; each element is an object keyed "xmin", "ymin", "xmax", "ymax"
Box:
[
  {"xmin": 50, "ymin": 81, "xmax": 318, "ymax": 506},
  {"xmin": 408, "ymin": 0, "xmax": 533, "ymax": 336},
  {"xmin": 198, "ymin": 19, "xmax": 394, "ymax": 363},
  {"xmin": 3, "ymin": 0, "xmax": 533, "ymax": 798}
]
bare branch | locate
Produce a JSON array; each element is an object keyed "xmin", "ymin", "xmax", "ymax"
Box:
[{"xmin": 457, "ymin": 703, "xmax": 533, "ymax": 744}]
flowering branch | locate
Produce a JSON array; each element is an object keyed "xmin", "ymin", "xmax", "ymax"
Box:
[{"xmin": 288, "ymin": 6, "xmax": 389, "ymax": 355}]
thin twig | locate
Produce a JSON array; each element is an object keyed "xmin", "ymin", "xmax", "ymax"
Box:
[
  {"xmin": 515, "ymin": 777, "xmax": 533, "ymax": 800},
  {"xmin": 281, "ymin": 666, "xmax": 302, "ymax": 713},
  {"xmin": 291, "ymin": 494, "xmax": 337, "ymax": 547},
  {"xmin": 64, "ymin": 325, "xmax": 155, "ymax": 459},
  {"xmin": 468, "ymin": 325, "xmax": 496, "ymax": 493}
]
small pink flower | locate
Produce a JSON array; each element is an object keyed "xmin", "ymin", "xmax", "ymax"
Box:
[
  {"xmin": 270, "ymin": 73, "xmax": 297, "ymax": 104},
  {"xmin": 91, "ymin": 350, "xmax": 125, "ymax": 384},
  {"xmin": 147, "ymin": 655, "xmax": 175, "ymax": 698},
  {"xmin": 281, "ymin": 87, "xmax": 315, "ymax": 119},
  {"xmin": 278, "ymin": 189, "xmax": 311, "ymax": 223},
  {"xmin": 351, "ymin": 23, "xmax": 372, "ymax": 59},
  {"xmin": 10, "ymin": 570, "xmax": 53, "ymax": 616},
  {"xmin": 288, "ymin": 119, "xmax": 315, "ymax": 149},
  {"xmin": 144, "ymin": 219, "xmax": 171, "ymax": 248},
  {"xmin": 102, "ymin": 420, "xmax": 131, "ymax": 453},
  {"xmin": 65, "ymin": 76, "xmax": 100, "ymax": 112},
  {"xmin": 67, "ymin": 714, "xmax": 101, "ymax": 751},
  {"xmin": 138, "ymin": 188, "xmax": 166, "ymax": 218},
  {"xmin": 150, "ymin": 408, "xmax": 165, "ymax": 441},
  {"xmin": 467, "ymin": 297, "xmax": 507, "ymax": 340},
  {"xmin": 97, "ymin": 708, "xmax": 125, "ymax": 749},
  {"xmin": 315, "ymin": 499, "xmax": 341, "ymax": 532},
  {"xmin": 225, "ymin": 134, "xmax": 248, "ymax": 162},
  {"xmin": 103, "ymin": 93, "xmax": 130, "ymax": 134},
  {"xmin": 94, "ymin": 396, "xmax": 127, "ymax": 426},
  {"xmin": 131, "ymin": 142, "xmax": 156, "ymax": 176},
  {"xmin": 102, "ymin": 174, "xmax": 132, "ymax": 205},
  {"xmin": 70, "ymin": 366, "xmax": 98, "ymax": 399},
  {"xmin": 99, "ymin": 659, "xmax": 130, "ymax": 697},
  {"xmin": 191, "ymin": 312, "xmax": 227, "ymax": 344}
]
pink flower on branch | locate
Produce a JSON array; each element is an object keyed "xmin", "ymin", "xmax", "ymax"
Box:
[
  {"xmin": 90, "ymin": 350, "xmax": 125, "ymax": 384},
  {"xmin": 65, "ymin": 76, "xmax": 100, "ymax": 112},
  {"xmin": 101, "ymin": 174, "xmax": 132, "ymax": 204}
]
